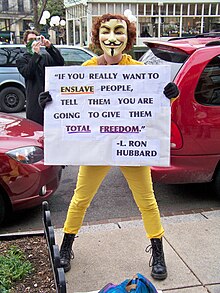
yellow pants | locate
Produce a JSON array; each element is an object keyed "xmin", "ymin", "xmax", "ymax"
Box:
[{"xmin": 63, "ymin": 166, "xmax": 164, "ymax": 239}]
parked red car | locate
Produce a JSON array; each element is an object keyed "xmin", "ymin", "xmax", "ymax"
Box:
[
  {"xmin": 140, "ymin": 33, "xmax": 220, "ymax": 198},
  {"xmin": 0, "ymin": 112, "xmax": 62, "ymax": 224}
]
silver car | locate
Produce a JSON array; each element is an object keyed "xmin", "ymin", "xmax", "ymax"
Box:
[{"xmin": 0, "ymin": 44, "xmax": 96, "ymax": 113}]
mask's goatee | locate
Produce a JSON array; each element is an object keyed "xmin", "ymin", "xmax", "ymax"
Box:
[{"xmin": 111, "ymin": 48, "xmax": 114, "ymax": 56}]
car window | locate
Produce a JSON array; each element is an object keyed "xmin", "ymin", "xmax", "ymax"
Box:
[
  {"xmin": 0, "ymin": 47, "xmax": 25, "ymax": 66},
  {"xmin": 59, "ymin": 48, "xmax": 92, "ymax": 65},
  {"xmin": 195, "ymin": 55, "xmax": 220, "ymax": 106},
  {"xmin": 146, "ymin": 45, "xmax": 189, "ymax": 63},
  {"xmin": 139, "ymin": 49, "xmax": 183, "ymax": 81},
  {"xmin": 0, "ymin": 46, "xmax": 94, "ymax": 68}
]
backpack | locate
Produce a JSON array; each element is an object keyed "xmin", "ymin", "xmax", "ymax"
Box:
[{"xmin": 98, "ymin": 273, "xmax": 158, "ymax": 293}]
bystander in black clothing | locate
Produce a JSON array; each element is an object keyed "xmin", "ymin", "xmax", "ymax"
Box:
[{"xmin": 16, "ymin": 30, "xmax": 64, "ymax": 125}]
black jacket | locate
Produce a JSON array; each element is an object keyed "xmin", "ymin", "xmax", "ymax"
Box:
[{"xmin": 16, "ymin": 45, "xmax": 64, "ymax": 125}]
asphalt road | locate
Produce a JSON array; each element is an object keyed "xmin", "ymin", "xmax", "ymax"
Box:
[{"xmin": 1, "ymin": 165, "xmax": 220, "ymax": 234}]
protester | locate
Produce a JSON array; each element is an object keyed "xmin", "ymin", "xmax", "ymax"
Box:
[
  {"xmin": 16, "ymin": 30, "xmax": 64, "ymax": 125},
  {"xmin": 39, "ymin": 13, "xmax": 179, "ymax": 280}
]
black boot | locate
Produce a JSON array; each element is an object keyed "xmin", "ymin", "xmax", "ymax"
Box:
[
  {"xmin": 60, "ymin": 233, "xmax": 75, "ymax": 272},
  {"xmin": 146, "ymin": 238, "xmax": 167, "ymax": 280}
]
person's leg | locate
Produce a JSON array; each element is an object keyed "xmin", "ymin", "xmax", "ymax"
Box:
[
  {"xmin": 120, "ymin": 166, "xmax": 167, "ymax": 280},
  {"xmin": 64, "ymin": 165, "xmax": 111, "ymax": 234},
  {"xmin": 60, "ymin": 165, "xmax": 111, "ymax": 272},
  {"xmin": 120, "ymin": 166, "xmax": 163, "ymax": 238}
]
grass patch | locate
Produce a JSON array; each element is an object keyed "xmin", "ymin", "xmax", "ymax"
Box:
[{"xmin": 0, "ymin": 245, "xmax": 33, "ymax": 292}]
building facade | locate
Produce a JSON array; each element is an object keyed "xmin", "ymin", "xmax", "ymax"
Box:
[
  {"xmin": 0, "ymin": 0, "xmax": 32, "ymax": 44},
  {"xmin": 64, "ymin": 0, "xmax": 220, "ymax": 46}
]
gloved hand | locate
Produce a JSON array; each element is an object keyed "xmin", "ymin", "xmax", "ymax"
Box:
[
  {"xmin": 38, "ymin": 91, "xmax": 52, "ymax": 109},
  {"xmin": 163, "ymin": 82, "xmax": 179, "ymax": 99}
]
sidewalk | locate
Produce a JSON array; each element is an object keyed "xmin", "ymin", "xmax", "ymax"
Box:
[{"xmin": 55, "ymin": 210, "xmax": 220, "ymax": 293}]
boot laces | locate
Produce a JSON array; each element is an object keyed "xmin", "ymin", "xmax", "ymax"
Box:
[
  {"xmin": 60, "ymin": 236, "xmax": 75, "ymax": 260},
  {"xmin": 60, "ymin": 247, "xmax": 74, "ymax": 260},
  {"xmin": 145, "ymin": 243, "xmax": 165, "ymax": 267}
]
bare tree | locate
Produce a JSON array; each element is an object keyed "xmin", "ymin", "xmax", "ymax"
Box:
[{"xmin": 32, "ymin": 0, "xmax": 48, "ymax": 32}]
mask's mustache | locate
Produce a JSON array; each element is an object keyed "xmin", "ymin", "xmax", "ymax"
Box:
[{"xmin": 103, "ymin": 41, "xmax": 121, "ymax": 46}]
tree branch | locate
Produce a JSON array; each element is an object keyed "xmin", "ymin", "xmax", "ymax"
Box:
[{"xmin": 38, "ymin": 0, "xmax": 48, "ymax": 24}]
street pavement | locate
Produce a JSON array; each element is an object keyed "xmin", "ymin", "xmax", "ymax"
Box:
[{"xmin": 54, "ymin": 210, "xmax": 220, "ymax": 293}]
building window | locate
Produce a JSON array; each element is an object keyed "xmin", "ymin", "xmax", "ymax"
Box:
[
  {"xmin": 182, "ymin": 4, "xmax": 188, "ymax": 15},
  {"xmin": 159, "ymin": 4, "xmax": 165, "ymax": 15},
  {"xmin": 75, "ymin": 6, "xmax": 80, "ymax": 18},
  {"xmin": 204, "ymin": 4, "xmax": 210, "ymax": 15},
  {"xmin": 92, "ymin": 3, "xmax": 98, "ymax": 15},
  {"xmin": 190, "ymin": 4, "xmax": 196, "ymax": 15},
  {"xmin": 23, "ymin": 20, "xmax": 31, "ymax": 31},
  {"xmin": 68, "ymin": 20, "xmax": 73, "ymax": 45},
  {"xmin": 197, "ymin": 4, "xmax": 203, "ymax": 15},
  {"xmin": 2, "ymin": 0, "xmax": 9, "ymax": 11},
  {"xmin": 75, "ymin": 20, "xmax": 80, "ymax": 45},
  {"xmin": 168, "ymin": 4, "xmax": 173, "ymax": 16},
  {"xmin": 0, "ymin": 20, "xmax": 4, "ymax": 30},
  {"xmin": 130, "ymin": 4, "xmax": 137, "ymax": 15},
  {"xmin": 107, "ymin": 3, "xmax": 114, "ymax": 14},
  {"xmin": 99, "ymin": 3, "xmax": 106, "ymax": 14},
  {"xmin": 163, "ymin": 17, "xmax": 179, "ymax": 37},
  {"xmin": 138, "ymin": 4, "xmax": 144, "ymax": 15},
  {"xmin": 146, "ymin": 4, "xmax": 152, "ymax": 15},
  {"xmin": 18, "ymin": 0, "xmax": 24, "ymax": 12},
  {"xmin": 175, "ymin": 4, "xmax": 181, "ymax": 15},
  {"xmin": 153, "ymin": 3, "xmax": 159, "ymax": 15},
  {"xmin": 115, "ymin": 3, "xmax": 122, "ymax": 14},
  {"xmin": 211, "ymin": 3, "xmax": 217, "ymax": 15},
  {"xmin": 139, "ymin": 17, "xmax": 152, "ymax": 37},
  {"xmin": 82, "ymin": 18, "xmax": 87, "ymax": 46}
]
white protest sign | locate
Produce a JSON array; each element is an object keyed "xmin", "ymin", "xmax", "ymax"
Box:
[{"xmin": 44, "ymin": 65, "xmax": 171, "ymax": 166}]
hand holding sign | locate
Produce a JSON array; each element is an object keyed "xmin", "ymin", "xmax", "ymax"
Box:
[
  {"xmin": 38, "ymin": 91, "xmax": 52, "ymax": 109},
  {"xmin": 163, "ymin": 82, "xmax": 179, "ymax": 100}
]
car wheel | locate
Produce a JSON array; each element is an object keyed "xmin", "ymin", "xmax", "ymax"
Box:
[
  {"xmin": 0, "ymin": 193, "xmax": 6, "ymax": 225},
  {"xmin": 0, "ymin": 87, "xmax": 25, "ymax": 113},
  {"xmin": 213, "ymin": 166, "xmax": 220, "ymax": 200}
]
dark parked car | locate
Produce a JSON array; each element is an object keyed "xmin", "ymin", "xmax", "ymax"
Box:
[
  {"xmin": 0, "ymin": 44, "xmax": 96, "ymax": 113},
  {"xmin": 0, "ymin": 112, "xmax": 62, "ymax": 225},
  {"xmin": 140, "ymin": 33, "xmax": 220, "ymax": 198}
]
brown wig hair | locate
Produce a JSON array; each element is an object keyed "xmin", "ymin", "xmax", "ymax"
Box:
[
  {"xmin": 23, "ymin": 29, "xmax": 39, "ymax": 44},
  {"xmin": 91, "ymin": 13, "xmax": 136, "ymax": 52}
]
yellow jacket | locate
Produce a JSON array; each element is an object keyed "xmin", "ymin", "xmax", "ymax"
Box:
[{"xmin": 82, "ymin": 54, "xmax": 143, "ymax": 66}]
